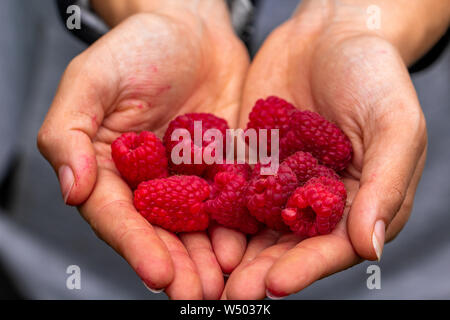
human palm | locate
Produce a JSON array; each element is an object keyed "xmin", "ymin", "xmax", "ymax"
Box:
[
  {"xmin": 38, "ymin": 13, "xmax": 250, "ymax": 299},
  {"xmin": 224, "ymin": 16, "xmax": 427, "ymax": 299},
  {"xmin": 39, "ymin": 2, "xmax": 429, "ymax": 300}
]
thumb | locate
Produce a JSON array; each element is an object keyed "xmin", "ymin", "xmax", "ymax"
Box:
[
  {"xmin": 37, "ymin": 56, "xmax": 112, "ymax": 205},
  {"xmin": 347, "ymin": 101, "xmax": 427, "ymax": 261}
]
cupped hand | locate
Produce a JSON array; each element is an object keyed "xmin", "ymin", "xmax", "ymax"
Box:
[
  {"xmin": 38, "ymin": 10, "xmax": 249, "ymax": 299},
  {"xmin": 224, "ymin": 4, "xmax": 427, "ymax": 299}
]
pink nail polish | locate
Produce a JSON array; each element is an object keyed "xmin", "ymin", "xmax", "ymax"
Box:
[{"xmin": 58, "ymin": 165, "xmax": 74, "ymax": 204}]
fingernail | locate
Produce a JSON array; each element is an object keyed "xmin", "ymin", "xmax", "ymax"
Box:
[
  {"xmin": 58, "ymin": 165, "xmax": 74, "ymax": 204},
  {"xmin": 266, "ymin": 289, "xmax": 286, "ymax": 300},
  {"xmin": 372, "ymin": 220, "xmax": 385, "ymax": 261},
  {"xmin": 143, "ymin": 282, "xmax": 164, "ymax": 294}
]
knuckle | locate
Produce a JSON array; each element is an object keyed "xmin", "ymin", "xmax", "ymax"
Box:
[
  {"xmin": 36, "ymin": 126, "xmax": 52, "ymax": 154},
  {"xmin": 406, "ymin": 107, "xmax": 428, "ymax": 149},
  {"xmin": 67, "ymin": 53, "xmax": 85, "ymax": 72},
  {"xmin": 64, "ymin": 53, "xmax": 90, "ymax": 81}
]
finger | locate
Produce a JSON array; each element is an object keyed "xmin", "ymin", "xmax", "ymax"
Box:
[
  {"xmin": 156, "ymin": 229, "xmax": 203, "ymax": 300},
  {"xmin": 80, "ymin": 167, "xmax": 174, "ymax": 291},
  {"xmin": 265, "ymin": 233, "xmax": 360, "ymax": 298},
  {"xmin": 347, "ymin": 101, "xmax": 427, "ymax": 261},
  {"xmin": 240, "ymin": 228, "xmax": 282, "ymax": 263},
  {"xmin": 220, "ymin": 228, "xmax": 281, "ymax": 300},
  {"xmin": 179, "ymin": 232, "xmax": 224, "ymax": 300},
  {"xmin": 226, "ymin": 238, "xmax": 299, "ymax": 300},
  {"xmin": 37, "ymin": 54, "xmax": 117, "ymax": 205},
  {"xmin": 385, "ymin": 150, "xmax": 427, "ymax": 241},
  {"xmin": 209, "ymin": 223, "xmax": 247, "ymax": 274}
]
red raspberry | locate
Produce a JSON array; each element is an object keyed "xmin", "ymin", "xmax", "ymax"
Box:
[
  {"xmin": 249, "ymin": 161, "xmax": 282, "ymax": 180},
  {"xmin": 203, "ymin": 163, "xmax": 252, "ymax": 182},
  {"xmin": 281, "ymin": 151, "xmax": 340, "ymax": 184},
  {"xmin": 282, "ymin": 176, "xmax": 347, "ymax": 237},
  {"xmin": 289, "ymin": 111, "xmax": 352, "ymax": 171},
  {"xmin": 134, "ymin": 176, "xmax": 211, "ymax": 233},
  {"xmin": 246, "ymin": 96, "xmax": 298, "ymax": 159},
  {"xmin": 163, "ymin": 113, "xmax": 229, "ymax": 176},
  {"xmin": 279, "ymin": 130, "xmax": 304, "ymax": 161},
  {"xmin": 281, "ymin": 151, "xmax": 319, "ymax": 185},
  {"xmin": 111, "ymin": 131, "xmax": 168, "ymax": 189},
  {"xmin": 249, "ymin": 162, "xmax": 268, "ymax": 180},
  {"xmin": 205, "ymin": 172, "xmax": 260, "ymax": 234},
  {"xmin": 313, "ymin": 165, "xmax": 340, "ymax": 180},
  {"xmin": 246, "ymin": 164, "xmax": 298, "ymax": 230}
]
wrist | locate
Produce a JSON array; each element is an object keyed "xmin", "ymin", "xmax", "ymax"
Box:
[
  {"xmin": 292, "ymin": 0, "xmax": 450, "ymax": 66},
  {"xmin": 91, "ymin": 0, "xmax": 138, "ymax": 26},
  {"xmin": 91, "ymin": 0, "xmax": 233, "ymax": 31}
]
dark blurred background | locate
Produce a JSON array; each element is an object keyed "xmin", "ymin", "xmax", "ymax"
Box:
[{"xmin": 0, "ymin": 0, "xmax": 449, "ymax": 299}]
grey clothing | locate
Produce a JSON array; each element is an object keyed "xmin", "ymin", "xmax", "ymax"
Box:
[{"xmin": 0, "ymin": 0, "xmax": 449, "ymax": 299}]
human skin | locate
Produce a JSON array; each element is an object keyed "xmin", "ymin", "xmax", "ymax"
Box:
[
  {"xmin": 37, "ymin": 0, "xmax": 250, "ymax": 299},
  {"xmin": 38, "ymin": 0, "xmax": 449, "ymax": 300},
  {"xmin": 222, "ymin": 0, "xmax": 449, "ymax": 299}
]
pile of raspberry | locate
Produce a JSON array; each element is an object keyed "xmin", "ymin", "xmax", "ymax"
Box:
[{"xmin": 111, "ymin": 96, "xmax": 352, "ymax": 238}]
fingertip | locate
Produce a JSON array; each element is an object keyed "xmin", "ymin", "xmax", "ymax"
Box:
[
  {"xmin": 265, "ymin": 288, "xmax": 287, "ymax": 300},
  {"xmin": 372, "ymin": 220, "xmax": 385, "ymax": 261},
  {"xmin": 265, "ymin": 260, "xmax": 298, "ymax": 297},
  {"xmin": 154, "ymin": 229, "xmax": 203, "ymax": 300},
  {"xmin": 210, "ymin": 226, "xmax": 247, "ymax": 274},
  {"xmin": 179, "ymin": 232, "xmax": 225, "ymax": 300},
  {"xmin": 225, "ymin": 255, "xmax": 278, "ymax": 300},
  {"xmin": 196, "ymin": 254, "xmax": 224, "ymax": 300},
  {"xmin": 58, "ymin": 165, "xmax": 75, "ymax": 204},
  {"xmin": 135, "ymin": 253, "xmax": 175, "ymax": 291},
  {"xmin": 62, "ymin": 153, "xmax": 98, "ymax": 205},
  {"xmin": 265, "ymin": 265, "xmax": 297, "ymax": 298},
  {"xmin": 225, "ymin": 270, "xmax": 266, "ymax": 300},
  {"xmin": 201, "ymin": 271, "xmax": 224, "ymax": 300},
  {"xmin": 125, "ymin": 230, "xmax": 175, "ymax": 291},
  {"xmin": 142, "ymin": 282, "xmax": 165, "ymax": 294},
  {"xmin": 165, "ymin": 271, "xmax": 203, "ymax": 300},
  {"xmin": 348, "ymin": 220, "xmax": 376, "ymax": 260},
  {"xmin": 347, "ymin": 186, "xmax": 382, "ymax": 261},
  {"xmin": 219, "ymin": 259, "xmax": 240, "ymax": 276}
]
